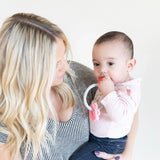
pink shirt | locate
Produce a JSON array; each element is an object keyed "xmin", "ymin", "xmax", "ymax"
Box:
[{"xmin": 90, "ymin": 78, "xmax": 141, "ymax": 138}]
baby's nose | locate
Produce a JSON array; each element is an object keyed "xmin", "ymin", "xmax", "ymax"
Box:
[{"xmin": 100, "ymin": 66, "xmax": 107, "ymax": 74}]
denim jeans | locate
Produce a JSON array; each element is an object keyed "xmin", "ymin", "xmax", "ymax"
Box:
[{"xmin": 69, "ymin": 133, "xmax": 127, "ymax": 160}]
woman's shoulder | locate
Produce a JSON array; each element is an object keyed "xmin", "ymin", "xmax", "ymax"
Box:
[
  {"xmin": 69, "ymin": 61, "xmax": 97, "ymax": 86},
  {"xmin": 69, "ymin": 61, "xmax": 97, "ymax": 96},
  {"xmin": 69, "ymin": 61, "xmax": 97, "ymax": 105}
]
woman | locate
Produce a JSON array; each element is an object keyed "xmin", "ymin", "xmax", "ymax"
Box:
[{"xmin": 0, "ymin": 13, "xmax": 138, "ymax": 160}]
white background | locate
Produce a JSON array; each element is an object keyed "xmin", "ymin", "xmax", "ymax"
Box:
[{"xmin": 0, "ymin": 0, "xmax": 160, "ymax": 159}]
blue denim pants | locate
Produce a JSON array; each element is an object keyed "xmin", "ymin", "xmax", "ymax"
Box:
[{"xmin": 69, "ymin": 133, "xmax": 127, "ymax": 160}]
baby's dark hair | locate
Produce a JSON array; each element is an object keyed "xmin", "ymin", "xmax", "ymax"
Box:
[{"xmin": 94, "ymin": 31, "xmax": 134, "ymax": 59}]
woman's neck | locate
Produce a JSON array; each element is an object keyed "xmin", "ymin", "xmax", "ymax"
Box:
[{"xmin": 49, "ymin": 88, "xmax": 74, "ymax": 122}]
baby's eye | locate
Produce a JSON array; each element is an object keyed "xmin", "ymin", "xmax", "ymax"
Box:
[
  {"xmin": 93, "ymin": 63, "xmax": 100, "ymax": 66},
  {"xmin": 108, "ymin": 62, "xmax": 114, "ymax": 66}
]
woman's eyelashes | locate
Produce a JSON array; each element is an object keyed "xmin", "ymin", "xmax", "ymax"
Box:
[{"xmin": 56, "ymin": 58, "xmax": 66, "ymax": 68}]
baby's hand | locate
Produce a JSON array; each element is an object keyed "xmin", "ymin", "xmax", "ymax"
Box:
[{"xmin": 98, "ymin": 75, "xmax": 114, "ymax": 97}]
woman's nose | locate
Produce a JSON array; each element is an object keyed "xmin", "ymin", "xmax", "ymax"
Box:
[{"xmin": 61, "ymin": 59, "xmax": 69, "ymax": 71}]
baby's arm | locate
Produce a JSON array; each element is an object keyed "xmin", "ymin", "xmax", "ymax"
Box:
[
  {"xmin": 98, "ymin": 76, "xmax": 136, "ymax": 121},
  {"xmin": 101, "ymin": 86, "xmax": 136, "ymax": 122}
]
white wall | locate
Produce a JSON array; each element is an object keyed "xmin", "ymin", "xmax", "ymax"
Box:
[{"xmin": 0, "ymin": 0, "xmax": 160, "ymax": 159}]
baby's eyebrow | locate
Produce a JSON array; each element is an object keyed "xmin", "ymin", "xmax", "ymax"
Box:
[
  {"xmin": 93, "ymin": 57, "xmax": 117, "ymax": 61},
  {"xmin": 106, "ymin": 57, "xmax": 117, "ymax": 60}
]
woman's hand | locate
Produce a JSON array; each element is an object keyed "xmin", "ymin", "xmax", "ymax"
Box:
[{"xmin": 94, "ymin": 151, "xmax": 121, "ymax": 160}]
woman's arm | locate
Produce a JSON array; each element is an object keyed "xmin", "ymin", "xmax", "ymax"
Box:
[
  {"xmin": 95, "ymin": 109, "xmax": 139, "ymax": 160},
  {"xmin": 0, "ymin": 143, "xmax": 22, "ymax": 160},
  {"xmin": 0, "ymin": 143, "xmax": 11, "ymax": 160},
  {"xmin": 120, "ymin": 109, "xmax": 139, "ymax": 160}
]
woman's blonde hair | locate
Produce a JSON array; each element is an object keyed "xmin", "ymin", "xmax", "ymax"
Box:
[{"xmin": 0, "ymin": 13, "xmax": 75, "ymax": 160}]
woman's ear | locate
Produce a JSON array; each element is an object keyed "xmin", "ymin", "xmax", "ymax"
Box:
[{"xmin": 127, "ymin": 59, "xmax": 136, "ymax": 72}]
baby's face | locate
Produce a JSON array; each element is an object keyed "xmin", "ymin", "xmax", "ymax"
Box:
[{"xmin": 92, "ymin": 40, "xmax": 132, "ymax": 84}]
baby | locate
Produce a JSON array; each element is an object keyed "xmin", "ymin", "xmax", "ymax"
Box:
[{"xmin": 70, "ymin": 31, "xmax": 141, "ymax": 160}]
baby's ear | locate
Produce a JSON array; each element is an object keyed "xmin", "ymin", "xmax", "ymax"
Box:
[{"xmin": 127, "ymin": 58, "xmax": 136, "ymax": 72}]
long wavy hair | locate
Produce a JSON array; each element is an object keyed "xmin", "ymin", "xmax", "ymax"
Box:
[{"xmin": 0, "ymin": 13, "xmax": 75, "ymax": 160}]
